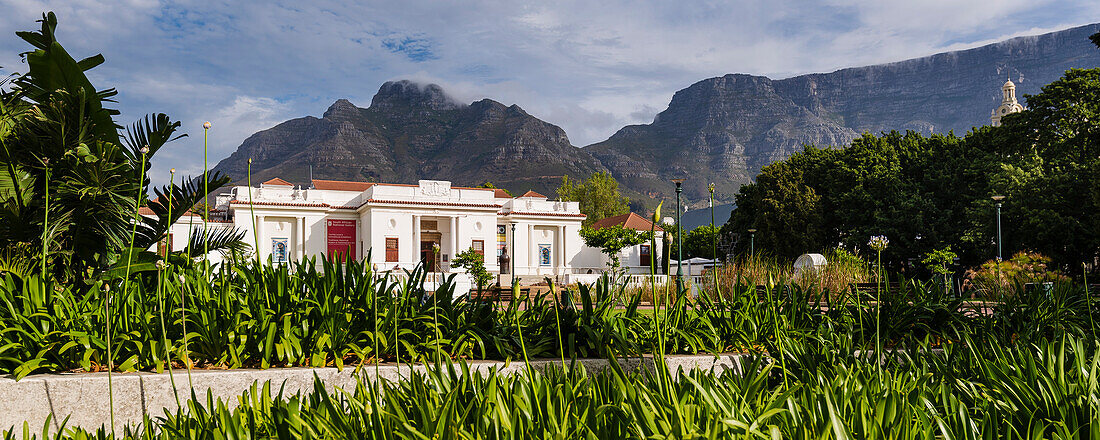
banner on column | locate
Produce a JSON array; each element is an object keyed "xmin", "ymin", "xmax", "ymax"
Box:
[{"xmin": 326, "ymin": 219, "xmax": 357, "ymax": 261}]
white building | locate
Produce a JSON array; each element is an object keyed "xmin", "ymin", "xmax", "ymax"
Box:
[
  {"xmin": 148, "ymin": 178, "xmax": 618, "ymax": 287},
  {"xmin": 991, "ymin": 78, "xmax": 1025, "ymax": 127}
]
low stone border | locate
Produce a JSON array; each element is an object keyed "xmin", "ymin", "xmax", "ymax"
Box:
[{"xmin": 1, "ymin": 354, "xmax": 756, "ymax": 434}]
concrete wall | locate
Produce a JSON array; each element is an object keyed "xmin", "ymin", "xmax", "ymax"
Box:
[{"xmin": 0, "ymin": 354, "xmax": 755, "ymax": 435}]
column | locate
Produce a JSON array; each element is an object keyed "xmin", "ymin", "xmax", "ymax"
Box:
[
  {"xmin": 527, "ymin": 224, "xmax": 534, "ymax": 275},
  {"xmin": 412, "ymin": 214, "xmax": 420, "ymax": 268},
  {"xmin": 257, "ymin": 215, "xmax": 266, "ymax": 260},
  {"xmin": 559, "ymin": 225, "xmax": 566, "ymax": 275},
  {"xmin": 450, "ymin": 216, "xmax": 458, "ymax": 266},
  {"xmin": 298, "ymin": 216, "xmax": 306, "ymax": 261}
]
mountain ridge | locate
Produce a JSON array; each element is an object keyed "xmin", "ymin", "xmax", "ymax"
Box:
[
  {"xmin": 212, "ymin": 23, "xmax": 1100, "ymax": 209},
  {"xmin": 586, "ymin": 22, "xmax": 1100, "ymax": 206}
]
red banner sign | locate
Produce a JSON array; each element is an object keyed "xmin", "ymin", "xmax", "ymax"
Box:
[{"xmin": 326, "ymin": 219, "xmax": 357, "ymax": 261}]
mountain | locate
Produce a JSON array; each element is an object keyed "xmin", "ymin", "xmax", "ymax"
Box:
[
  {"xmin": 211, "ymin": 80, "xmax": 606, "ymax": 196},
  {"xmin": 215, "ymin": 24, "xmax": 1100, "ymax": 210},
  {"xmin": 586, "ymin": 23, "xmax": 1100, "ymax": 207}
]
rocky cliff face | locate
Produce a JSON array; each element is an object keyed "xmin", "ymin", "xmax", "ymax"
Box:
[
  {"xmin": 211, "ymin": 80, "xmax": 606, "ymax": 196},
  {"xmin": 586, "ymin": 23, "xmax": 1100, "ymax": 206},
  {"xmin": 216, "ymin": 24, "xmax": 1100, "ymax": 207}
]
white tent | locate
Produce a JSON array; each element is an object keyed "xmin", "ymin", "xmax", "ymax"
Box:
[{"xmin": 793, "ymin": 253, "xmax": 827, "ymax": 274}]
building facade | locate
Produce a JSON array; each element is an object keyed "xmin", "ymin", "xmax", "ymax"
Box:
[{"xmin": 169, "ymin": 178, "xmax": 608, "ymax": 284}]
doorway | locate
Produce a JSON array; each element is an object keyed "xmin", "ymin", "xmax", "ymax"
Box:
[{"xmin": 420, "ymin": 232, "xmax": 442, "ymax": 272}]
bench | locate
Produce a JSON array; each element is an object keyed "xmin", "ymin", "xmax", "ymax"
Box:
[
  {"xmin": 755, "ymin": 285, "xmax": 791, "ymax": 303},
  {"xmin": 848, "ymin": 282, "xmax": 901, "ymax": 302},
  {"xmin": 468, "ymin": 286, "xmax": 529, "ymax": 302}
]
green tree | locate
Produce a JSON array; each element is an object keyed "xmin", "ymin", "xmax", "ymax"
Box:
[
  {"xmin": 476, "ymin": 181, "xmax": 511, "ymax": 197},
  {"xmin": 684, "ymin": 225, "xmax": 720, "ymax": 259},
  {"xmin": 557, "ymin": 172, "xmax": 629, "ymax": 227},
  {"xmin": 579, "ymin": 224, "xmax": 650, "ymax": 269},
  {"xmin": 993, "ymin": 68, "xmax": 1100, "ymax": 268},
  {"xmin": 0, "ymin": 13, "xmax": 245, "ymax": 285},
  {"xmin": 727, "ymin": 158, "xmax": 824, "ymax": 260},
  {"xmin": 452, "ymin": 248, "xmax": 493, "ymax": 294}
]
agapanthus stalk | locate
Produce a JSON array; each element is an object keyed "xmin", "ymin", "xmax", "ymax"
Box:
[
  {"xmin": 202, "ymin": 122, "xmax": 211, "ymax": 265},
  {"xmin": 159, "ymin": 169, "xmax": 181, "ymax": 408},
  {"xmin": 40, "ymin": 161, "xmax": 49, "ymax": 278},
  {"xmin": 548, "ymin": 277, "xmax": 565, "ymax": 366}
]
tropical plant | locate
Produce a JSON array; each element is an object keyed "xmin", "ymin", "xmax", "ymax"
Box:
[
  {"xmin": 0, "ymin": 12, "xmax": 245, "ymax": 287},
  {"xmin": 451, "ymin": 248, "xmax": 492, "ymax": 293},
  {"xmin": 579, "ymin": 224, "xmax": 650, "ymax": 272}
]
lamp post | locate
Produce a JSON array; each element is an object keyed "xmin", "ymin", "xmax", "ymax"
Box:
[
  {"xmin": 748, "ymin": 229, "xmax": 757, "ymax": 256},
  {"xmin": 510, "ymin": 223, "xmax": 517, "ymax": 288},
  {"xmin": 991, "ymin": 195, "xmax": 1005, "ymax": 261},
  {"xmin": 708, "ymin": 183, "xmax": 717, "ymax": 261},
  {"xmin": 672, "ymin": 179, "xmax": 685, "ymax": 293}
]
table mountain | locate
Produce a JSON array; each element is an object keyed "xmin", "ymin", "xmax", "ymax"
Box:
[
  {"xmin": 211, "ymin": 80, "xmax": 606, "ymax": 196},
  {"xmin": 586, "ymin": 23, "xmax": 1100, "ymax": 207},
  {"xmin": 215, "ymin": 24, "xmax": 1099, "ymax": 208}
]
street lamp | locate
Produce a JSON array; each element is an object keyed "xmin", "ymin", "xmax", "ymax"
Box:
[
  {"xmin": 747, "ymin": 229, "xmax": 757, "ymax": 256},
  {"xmin": 708, "ymin": 183, "xmax": 717, "ymax": 261},
  {"xmin": 991, "ymin": 195, "xmax": 1005, "ymax": 261},
  {"xmin": 671, "ymin": 179, "xmax": 685, "ymax": 293},
  {"xmin": 510, "ymin": 223, "xmax": 517, "ymax": 288}
]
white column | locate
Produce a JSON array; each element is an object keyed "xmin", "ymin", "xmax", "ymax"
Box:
[
  {"xmin": 299, "ymin": 216, "xmax": 305, "ymax": 260},
  {"xmin": 450, "ymin": 216, "xmax": 458, "ymax": 263},
  {"xmin": 527, "ymin": 224, "xmax": 534, "ymax": 275},
  {"xmin": 412, "ymin": 214, "xmax": 420, "ymax": 268},
  {"xmin": 257, "ymin": 215, "xmax": 266, "ymax": 260},
  {"xmin": 559, "ymin": 225, "xmax": 566, "ymax": 275}
]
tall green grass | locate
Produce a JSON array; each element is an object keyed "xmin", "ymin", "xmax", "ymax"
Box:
[
  {"xmin": 7, "ymin": 333, "xmax": 1100, "ymax": 438},
  {"xmin": 1, "ymin": 255, "xmax": 1097, "ymax": 379}
]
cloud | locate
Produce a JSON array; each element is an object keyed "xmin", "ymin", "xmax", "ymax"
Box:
[{"xmin": 1, "ymin": 0, "xmax": 1098, "ymax": 186}]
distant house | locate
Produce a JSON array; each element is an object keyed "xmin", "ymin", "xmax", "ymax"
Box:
[{"xmin": 587, "ymin": 212, "xmax": 666, "ymax": 275}]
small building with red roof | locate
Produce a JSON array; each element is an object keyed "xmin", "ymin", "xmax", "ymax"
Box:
[{"xmin": 586, "ymin": 212, "xmax": 667, "ymax": 275}]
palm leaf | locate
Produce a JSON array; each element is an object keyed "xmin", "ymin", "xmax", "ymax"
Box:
[
  {"xmin": 182, "ymin": 224, "xmax": 249, "ymax": 258},
  {"xmin": 131, "ymin": 171, "xmax": 232, "ymax": 250},
  {"xmin": 121, "ymin": 113, "xmax": 185, "ymax": 162}
]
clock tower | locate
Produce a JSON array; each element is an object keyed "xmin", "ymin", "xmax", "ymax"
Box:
[{"xmin": 991, "ymin": 78, "xmax": 1024, "ymax": 127}]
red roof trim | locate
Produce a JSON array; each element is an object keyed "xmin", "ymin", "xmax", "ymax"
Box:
[
  {"xmin": 499, "ymin": 211, "xmax": 586, "ymax": 218},
  {"xmin": 518, "ymin": 190, "xmax": 547, "ymax": 198},
  {"xmin": 311, "ymin": 179, "xmax": 375, "ymax": 191},
  {"xmin": 362, "ymin": 199, "xmax": 502, "ymax": 209},
  {"xmin": 262, "ymin": 177, "xmax": 294, "ymax": 186},
  {"xmin": 230, "ymin": 200, "xmax": 329, "ymax": 208}
]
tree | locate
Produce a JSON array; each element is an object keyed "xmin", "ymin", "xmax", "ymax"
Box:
[
  {"xmin": 993, "ymin": 68, "xmax": 1100, "ymax": 268},
  {"xmin": 727, "ymin": 157, "xmax": 825, "ymax": 260},
  {"xmin": 476, "ymin": 181, "xmax": 511, "ymax": 197},
  {"xmin": 0, "ymin": 13, "xmax": 245, "ymax": 285},
  {"xmin": 684, "ymin": 225, "xmax": 720, "ymax": 259},
  {"xmin": 579, "ymin": 225, "xmax": 650, "ymax": 270},
  {"xmin": 452, "ymin": 248, "xmax": 493, "ymax": 293},
  {"xmin": 556, "ymin": 172, "xmax": 629, "ymax": 227}
]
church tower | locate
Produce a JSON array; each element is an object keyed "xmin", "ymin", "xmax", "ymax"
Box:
[{"xmin": 991, "ymin": 78, "xmax": 1024, "ymax": 127}]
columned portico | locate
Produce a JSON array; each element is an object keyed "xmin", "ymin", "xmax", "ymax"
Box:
[{"xmin": 213, "ymin": 178, "xmax": 597, "ymax": 290}]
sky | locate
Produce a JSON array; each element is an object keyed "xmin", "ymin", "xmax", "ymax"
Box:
[{"xmin": 2, "ymin": 0, "xmax": 1099, "ymax": 187}]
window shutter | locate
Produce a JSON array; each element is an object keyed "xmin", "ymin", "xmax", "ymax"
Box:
[{"xmin": 386, "ymin": 238, "xmax": 399, "ymax": 262}]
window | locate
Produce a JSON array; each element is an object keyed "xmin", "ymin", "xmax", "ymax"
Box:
[
  {"xmin": 640, "ymin": 244, "xmax": 651, "ymax": 267},
  {"xmin": 472, "ymin": 240, "xmax": 484, "ymax": 257},
  {"xmin": 539, "ymin": 244, "xmax": 552, "ymax": 266},
  {"xmin": 385, "ymin": 237, "xmax": 399, "ymax": 262},
  {"xmin": 272, "ymin": 238, "xmax": 289, "ymax": 264}
]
